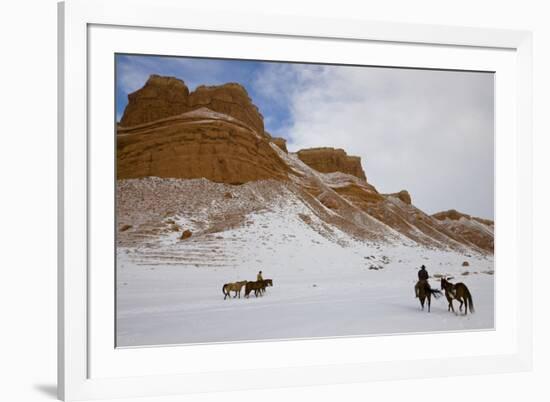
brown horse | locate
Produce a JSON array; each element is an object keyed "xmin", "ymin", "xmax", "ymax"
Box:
[
  {"xmin": 253, "ymin": 279, "xmax": 274, "ymax": 296},
  {"xmin": 440, "ymin": 278, "xmax": 474, "ymax": 315},
  {"xmin": 262, "ymin": 279, "xmax": 273, "ymax": 293},
  {"xmin": 416, "ymin": 280, "xmax": 441, "ymax": 312},
  {"xmin": 222, "ymin": 281, "xmax": 247, "ymax": 300},
  {"xmin": 244, "ymin": 280, "xmax": 267, "ymax": 298}
]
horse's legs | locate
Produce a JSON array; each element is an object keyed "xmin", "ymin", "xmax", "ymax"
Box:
[
  {"xmin": 428, "ymin": 295, "xmax": 431, "ymax": 312},
  {"xmin": 459, "ymin": 299, "xmax": 464, "ymax": 312},
  {"xmin": 420, "ymin": 297, "xmax": 425, "ymax": 310}
]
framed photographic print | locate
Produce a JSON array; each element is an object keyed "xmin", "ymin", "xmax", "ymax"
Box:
[{"xmin": 58, "ymin": 0, "xmax": 533, "ymax": 400}]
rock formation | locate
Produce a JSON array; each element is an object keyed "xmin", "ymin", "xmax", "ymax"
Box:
[
  {"xmin": 188, "ymin": 84, "xmax": 264, "ymax": 134},
  {"xmin": 120, "ymin": 76, "xmax": 265, "ymax": 135},
  {"xmin": 117, "ymin": 108, "xmax": 289, "ymax": 184},
  {"xmin": 296, "ymin": 148, "xmax": 367, "ymax": 180},
  {"xmin": 384, "ymin": 190, "xmax": 412, "ymax": 205},
  {"xmin": 117, "ymin": 75, "xmax": 291, "ymax": 184},
  {"xmin": 432, "ymin": 209, "xmax": 494, "ymax": 227},
  {"xmin": 120, "ymin": 75, "xmax": 190, "ymax": 127},
  {"xmin": 271, "ymin": 137, "xmax": 288, "ymax": 153},
  {"xmin": 432, "ymin": 209, "xmax": 494, "ymax": 252},
  {"xmin": 180, "ymin": 230, "xmax": 193, "ymax": 240},
  {"xmin": 264, "ymin": 131, "xmax": 288, "ymax": 152}
]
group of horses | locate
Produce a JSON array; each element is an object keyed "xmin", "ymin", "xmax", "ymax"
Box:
[
  {"xmin": 222, "ymin": 279, "xmax": 273, "ymax": 299},
  {"xmin": 221, "ymin": 274, "xmax": 474, "ymax": 316},
  {"xmin": 417, "ymin": 277, "xmax": 474, "ymax": 315}
]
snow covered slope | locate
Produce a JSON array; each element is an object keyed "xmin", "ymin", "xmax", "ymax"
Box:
[{"xmin": 116, "ymin": 177, "xmax": 493, "ymax": 346}]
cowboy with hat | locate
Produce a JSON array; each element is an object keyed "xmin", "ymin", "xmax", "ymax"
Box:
[{"xmin": 415, "ymin": 265, "xmax": 429, "ymax": 298}]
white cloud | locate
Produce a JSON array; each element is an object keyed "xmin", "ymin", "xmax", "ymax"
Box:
[{"xmin": 255, "ymin": 64, "xmax": 494, "ymax": 219}]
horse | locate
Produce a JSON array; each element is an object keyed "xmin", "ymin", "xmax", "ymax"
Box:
[
  {"xmin": 416, "ymin": 280, "xmax": 441, "ymax": 312},
  {"xmin": 244, "ymin": 280, "xmax": 267, "ymax": 298},
  {"xmin": 222, "ymin": 281, "xmax": 248, "ymax": 300},
  {"xmin": 440, "ymin": 277, "xmax": 474, "ymax": 315},
  {"xmin": 254, "ymin": 279, "xmax": 273, "ymax": 296},
  {"xmin": 262, "ymin": 279, "xmax": 273, "ymax": 293}
]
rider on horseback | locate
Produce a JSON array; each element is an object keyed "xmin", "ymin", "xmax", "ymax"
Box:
[{"xmin": 415, "ymin": 265, "xmax": 429, "ymax": 298}]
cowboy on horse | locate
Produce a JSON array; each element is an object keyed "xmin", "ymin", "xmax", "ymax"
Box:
[
  {"xmin": 415, "ymin": 265, "xmax": 429, "ymax": 298},
  {"xmin": 414, "ymin": 264, "xmax": 441, "ymax": 312}
]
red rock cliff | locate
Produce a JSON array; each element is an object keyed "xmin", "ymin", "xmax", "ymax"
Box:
[
  {"xmin": 119, "ymin": 75, "xmax": 265, "ymax": 135},
  {"xmin": 117, "ymin": 75, "xmax": 287, "ymax": 184},
  {"xmin": 188, "ymin": 84, "xmax": 264, "ymax": 134},
  {"xmin": 120, "ymin": 75, "xmax": 190, "ymax": 127},
  {"xmin": 296, "ymin": 147, "xmax": 367, "ymax": 180},
  {"xmin": 117, "ymin": 108, "xmax": 289, "ymax": 184}
]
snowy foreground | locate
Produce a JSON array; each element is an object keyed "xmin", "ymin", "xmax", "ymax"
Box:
[{"xmin": 116, "ymin": 194, "xmax": 494, "ymax": 347}]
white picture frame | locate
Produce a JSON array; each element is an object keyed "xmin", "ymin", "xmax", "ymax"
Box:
[{"xmin": 58, "ymin": 0, "xmax": 533, "ymax": 400}]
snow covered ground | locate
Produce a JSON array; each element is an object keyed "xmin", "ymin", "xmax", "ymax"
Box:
[{"xmin": 116, "ymin": 189, "xmax": 494, "ymax": 347}]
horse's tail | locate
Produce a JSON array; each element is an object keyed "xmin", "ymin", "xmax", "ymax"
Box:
[
  {"xmin": 222, "ymin": 284, "xmax": 228, "ymax": 297},
  {"xmin": 466, "ymin": 289, "xmax": 475, "ymax": 313},
  {"xmin": 430, "ymin": 289, "xmax": 442, "ymax": 299}
]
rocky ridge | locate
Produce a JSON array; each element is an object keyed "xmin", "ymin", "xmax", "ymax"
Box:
[
  {"xmin": 117, "ymin": 107, "xmax": 289, "ymax": 184},
  {"xmin": 120, "ymin": 75, "xmax": 265, "ymax": 134},
  {"xmin": 296, "ymin": 147, "xmax": 367, "ymax": 180},
  {"xmin": 432, "ymin": 210, "xmax": 494, "ymax": 252}
]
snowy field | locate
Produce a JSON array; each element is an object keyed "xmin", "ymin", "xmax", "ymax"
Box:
[{"xmin": 116, "ymin": 195, "xmax": 494, "ymax": 347}]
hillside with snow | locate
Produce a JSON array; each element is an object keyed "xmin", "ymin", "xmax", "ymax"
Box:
[{"xmin": 117, "ymin": 176, "xmax": 493, "ymax": 346}]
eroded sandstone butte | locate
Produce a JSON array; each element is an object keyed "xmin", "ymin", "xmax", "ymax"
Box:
[
  {"xmin": 117, "ymin": 75, "xmax": 287, "ymax": 183},
  {"xmin": 296, "ymin": 147, "xmax": 367, "ymax": 180},
  {"xmin": 119, "ymin": 75, "xmax": 265, "ymax": 135},
  {"xmin": 120, "ymin": 75, "xmax": 190, "ymax": 127},
  {"xmin": 117, "ymin": 107, "xmax": 289, "ymax": 184},
  {"xmin": 188, "ymin": 84, "xmax": 265, "ymax": 134}
]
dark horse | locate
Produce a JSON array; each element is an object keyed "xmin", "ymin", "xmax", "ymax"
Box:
[
  {"xmin": 440, "ymin": 278, "xmax": 474, "ymax": 315},
  {"xmin": 244, "ymin": 280, "xmax": 267, "ymax": 298},
  {"xmin": 262, "ymin": 279, "xmax": 273, "ymax": 293},
  {"xmin": 417, "ymin": 280, "xmax": 441, "ymax": 312}
]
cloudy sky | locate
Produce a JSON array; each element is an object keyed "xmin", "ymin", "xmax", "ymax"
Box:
[{"xmin": 116, "ymin": 54, "xmax": 494, "ymax": 219}]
